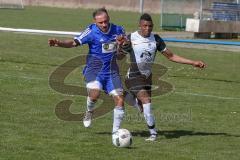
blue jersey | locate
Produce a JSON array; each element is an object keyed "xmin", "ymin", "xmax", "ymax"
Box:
[{"xmin": 74, "ymin": 23, "xmax": 125, "ymax": 77}]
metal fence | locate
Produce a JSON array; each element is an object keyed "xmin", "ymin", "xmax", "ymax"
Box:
[{"xmin": 160, "ymin": 0, "xmax": 239, "ymax": 30}]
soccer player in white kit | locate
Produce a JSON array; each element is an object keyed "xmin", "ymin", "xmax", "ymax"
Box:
[{"xmin": 118, "ymin": 13, "xmax": 206, "ymax": 141}]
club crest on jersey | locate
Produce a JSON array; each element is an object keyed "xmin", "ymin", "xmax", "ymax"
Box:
[
  {"xmin": 103, "ymin": 43, "xmax": 109, "ymax": 50},
  {"xmin": 102, "ymin": 42, "xmax": 117, "ymax": 53}
]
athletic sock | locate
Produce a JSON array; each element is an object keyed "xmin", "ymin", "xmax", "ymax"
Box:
[
  {"xmin": 112, "ymin": 106, "xmax": 125, "ymax": 133},
  {"xmin": 87, "ymin": 97, "xmax": 96, "ymax": 112},
  {"xmin": 143, "ymin": 103, "xmax": 157, "ymax": 135}
]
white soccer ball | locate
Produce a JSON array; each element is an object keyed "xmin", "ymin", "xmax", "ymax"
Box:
[{"xmin": 112, "ymin": 129, "xmax": 132, "ymax": 148}]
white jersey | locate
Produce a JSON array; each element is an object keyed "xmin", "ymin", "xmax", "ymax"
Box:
[{"xmin": 126, "ymin": 31, "xmax": 166, "ymax": 77}]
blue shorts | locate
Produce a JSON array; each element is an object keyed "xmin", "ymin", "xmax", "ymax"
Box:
[{"xmin": 84, "ymin": 71, "xmax": 123, "ymax": 96}]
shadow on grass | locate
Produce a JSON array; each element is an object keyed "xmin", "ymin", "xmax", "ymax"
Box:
[
  {"xmin": 96, "ymin": 130, "xmax": 240, "ymax": 139},
  {"xmin": 135, "ymin": 130, "xmax": 240, "ymax": 139}
]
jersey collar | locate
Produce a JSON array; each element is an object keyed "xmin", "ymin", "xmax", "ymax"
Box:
[
  {"xmin": 96, "ymin": 23, "xmax": 112, "ymax": 34},
  {"xmin": 137, "ymin": 30, "xmax": 151, "ymax": 38}
]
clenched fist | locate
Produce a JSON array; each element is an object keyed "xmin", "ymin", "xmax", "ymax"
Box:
[
  {"xmin": 48, "ymin": 39, "xmax": 59, "ymax": 47},
  {"xmin": 192, "ymin": 61, "xmax": 206, "ymax": 68}
]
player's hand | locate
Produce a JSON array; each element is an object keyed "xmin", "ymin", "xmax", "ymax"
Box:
[
  {"xmin": 116, "ymin": 35, "xmax": 124, "ymax": 45},
  {"xmin": 48, "ymin": 39, "xmax": 59, "ymax": 47},
  {"xmin": 116, "ymin": 35, "xmax": 128, "ymax": 45},
  {"xmin": 192, "ymin": 61, "xmax": 206, "ymax": 68}
]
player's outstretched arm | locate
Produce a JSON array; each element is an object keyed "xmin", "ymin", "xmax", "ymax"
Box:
[
  {"xmin": 48, "ymin": 38, "xmax": 78, "ymax": 48},
  {"xmin": 162, "ymin": 48, "xmax": 206, "ymax": 68}
]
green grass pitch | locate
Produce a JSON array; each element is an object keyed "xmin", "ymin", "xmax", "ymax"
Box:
[{"xmin": 1, "ymin": 6, "xmax": 240, "ymax": 160}]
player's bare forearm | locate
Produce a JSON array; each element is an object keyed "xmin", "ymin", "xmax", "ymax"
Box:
[
  {"xmin": 48, "ymin": 39, "xmax": 77, "ymax": 48},
  {"xmin": 163, "ymin": 49, "xmax": 206, "ymax": 68},
  {"xmin": 169, "ymin": 54, "xmax": 194, "ymax": 65}
]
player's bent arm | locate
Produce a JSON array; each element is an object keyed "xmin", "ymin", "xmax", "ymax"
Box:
[
  {"xmin": 48, "ymin": 39, "xmax": 79, "ymax": 48},
  {"xmin": 116, "ymin": 41, "xmax": 131, "ymax": 60},
  {"xmin": 116, "ymin": 52, "xmax": 126, "ymax": 60},
  {"xmin": 162, "ymin": 48, "xmax": 206, "ymax": 68}
]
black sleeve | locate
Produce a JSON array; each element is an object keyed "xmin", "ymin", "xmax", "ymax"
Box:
[
  {"xmin": 127, "ymin": 34, "xmax": 131, "ymax": 40},
  {"xmin": 154, "ymin": 34, "xmax": 166, "ymax": 52}
]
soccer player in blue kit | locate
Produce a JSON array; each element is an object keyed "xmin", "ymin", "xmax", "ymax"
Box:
[{"xmin": 48, "ymin": 8, "xmax": 126, "ymax": 135}]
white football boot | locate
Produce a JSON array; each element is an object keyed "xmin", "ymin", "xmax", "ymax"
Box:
[
  {"xmin": 83, "ymin": 111, "xmax": 93, "ymax": 128},
  {"xmin": 145, "ymin": 134, "xmax": 157, "ymax": 141}
]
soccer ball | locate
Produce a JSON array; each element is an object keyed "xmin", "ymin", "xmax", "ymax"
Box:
[{"xmin": 112, "ymin": 129, "xmax": 132, "ymax": 148}]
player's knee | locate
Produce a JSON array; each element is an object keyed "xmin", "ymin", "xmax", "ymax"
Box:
[
  {"xmin": 113, "ymin": 95, "xmax": 124, "ymax": 106},
  {"xmin": 88, "ymin": 89, "xmax": 100, "ymax": 101},
  {"xmin": 88, "ymin": 96, "xmax": 98, "ymax": 103},
  {"xmin": 138, "ymin": 97, "xmax": 151, "ymax": 104}
]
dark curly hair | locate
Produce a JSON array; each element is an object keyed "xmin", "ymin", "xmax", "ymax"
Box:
[{"xmin": 139, "ymin": 13, "xmax": 152, "ymax": 22}]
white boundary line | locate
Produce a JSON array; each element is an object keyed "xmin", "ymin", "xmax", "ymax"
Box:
[
  {"xmin": 175, "ymin": 91, "xmax": 240, "ymax": 100},
  {"xmin": 0, "ymin": 74, "xmax": 46, "ymax": 81},
  {"xmin": 0, "ymin": 27, "xmax": 80, "ymax": 36}
]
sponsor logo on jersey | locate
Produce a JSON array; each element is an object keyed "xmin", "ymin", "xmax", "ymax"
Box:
[{"xmin": 102, "ymin": 42, "xmax": 117, "ymax": 53}]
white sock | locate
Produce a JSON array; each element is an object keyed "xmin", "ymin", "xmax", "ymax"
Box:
[
  {"xmin": 143, "ymin": 103, "xmax": 157, "ymax": 135},
  {"xmin": 87, "ymin": 97, "xmax": 96, "ymax": 112},
  {"xmin": 124, "ymin": 92, "xmax": 138, "ymax": 108},
  {"xmin": 112, "ymin": 106, "xmax": 125, "ymax": 133}
]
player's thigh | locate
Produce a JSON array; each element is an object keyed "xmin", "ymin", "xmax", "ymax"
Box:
[
  {"xmin": 124, "ymin": 75, "xmax": 147, "ymax": 95},
  {"xmin": 107, "ymin": 73, "xmax": 123, "ymax": 96},
  {"xmin": 125, "ymin": 75, "xmax": 152, "ymax": 101}
]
